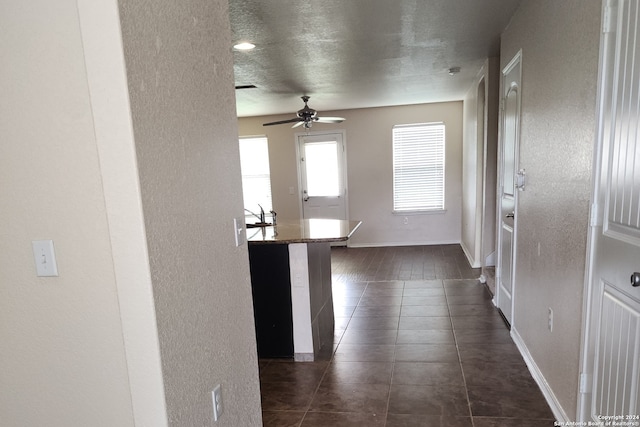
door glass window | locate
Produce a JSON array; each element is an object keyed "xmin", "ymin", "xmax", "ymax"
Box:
[{"xmin": 304, "ymin": 141, "xmax": 340, "ymax": 197}]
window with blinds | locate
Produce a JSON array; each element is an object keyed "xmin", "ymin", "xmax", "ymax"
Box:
[
  {"xmin": 392, "ymin": 122, "xmax": 445, "ymax": 212},
  {"xmin": 239, "ymin": 136, "xmax": 273, "ymax": 215}
]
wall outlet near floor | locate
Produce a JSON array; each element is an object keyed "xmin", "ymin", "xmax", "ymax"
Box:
[
  {"xmin": 548, "ymin": 307, "xmax": 554, "ymax": 332},
  {"xmin": 212, "ymin": 384, "xmax": 223, "ymax": 421}
]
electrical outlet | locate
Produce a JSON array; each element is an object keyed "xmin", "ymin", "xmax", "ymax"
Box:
[
  {"xmin": 212, "ymin": 384, "xmax": 223, "ymax": 421},
  {"xmin": 548, "ymin": 307, "xmax": 553, "ymax": 332}
]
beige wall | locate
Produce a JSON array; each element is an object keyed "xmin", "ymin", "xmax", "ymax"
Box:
[
  {"xmin": 0, "ymin": 1, "xmax": 136, "ymax": 425},
  {"xmin": 1, "ymin": 0, "xmax": 262, "ymax": 426},
  {"xmin": 238, "ymin": 102, "xmax": 463, "ymax": 247},
  {"xmin": 501, "ymin": 0, "xmax": 601, "ymax": 418}
]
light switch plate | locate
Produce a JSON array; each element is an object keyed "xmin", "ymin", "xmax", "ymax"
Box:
[
  {"xmin": 233, "ymin": 217, "xmax": 245, "ymax": 247},
  {"xmin": 32, "ymin": 240, "xmax": 59, "ymax": 277}
]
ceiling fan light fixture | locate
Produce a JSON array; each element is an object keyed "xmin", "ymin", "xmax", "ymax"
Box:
[
  {"xmin": 262, "ymin": 96, "xmax": 345, "ymax": 128},
  {"xmin": 233, "ymin": 42, "xmax": 255, "ymax": 51}
]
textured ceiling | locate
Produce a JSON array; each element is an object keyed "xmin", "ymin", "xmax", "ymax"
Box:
[{"xmin": 230, "ymin": 0, "xmax": 522, "ymax": 118}]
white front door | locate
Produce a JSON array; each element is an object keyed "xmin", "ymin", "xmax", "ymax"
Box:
[
  {"xmin": 581, "ymin": 0, "xmax": 640, "ymax": 420},
  {"xmin": 297, "ymin": 131, "xmax": 347, "ymax": 220},
  {"xmin": 496, "ymin": 52, "xmax": 522, "ymax": 325}
]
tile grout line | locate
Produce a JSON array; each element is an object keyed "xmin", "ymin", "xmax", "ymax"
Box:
[
  {"xmin": 445, "ymin": 282, "xmax": 477, "ymax": 427},
  {"xmin": 379, "ymin": 279, "xmax": 403, "ymax": 427}
]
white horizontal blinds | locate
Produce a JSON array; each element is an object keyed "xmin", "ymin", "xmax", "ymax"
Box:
[
  {"xmin": 393, "ymin": 122, "xmax": 445, "ymax": 211},
  {"xmin": 239, "ymin": 136, "xmax": 273, "ymax": 213}
]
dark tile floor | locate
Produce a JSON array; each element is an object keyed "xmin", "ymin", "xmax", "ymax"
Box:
[{"xmin": 260, "ymin": 245, "xmax": 555, "ymax": 426}]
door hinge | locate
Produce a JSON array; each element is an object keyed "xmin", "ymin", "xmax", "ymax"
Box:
[
  {"xmin": 579, "ymin": 372, "xmax": 592, "ymax": 394},
  {"xmin": 603, "ymin": 4, "xmax": 616, "ymax": 33},
  {"xmin": 589, "ymin": 203, "xmax": 602, "ymax": 227}
]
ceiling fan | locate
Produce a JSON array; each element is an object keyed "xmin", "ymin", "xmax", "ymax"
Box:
[{"xmin": 263, "ymin": 96, "xmax": 345, "ymax": 129}]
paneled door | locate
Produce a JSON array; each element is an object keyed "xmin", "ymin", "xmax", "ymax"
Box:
[
  {"xmin": 496, "ymin": 52, "xmax": 522, "ymax": 325},
  {"xmin": 297, "ymin": 131, "xmax": 347, "ymax": 220},
  {"xmin": 581, "ymin": 0, "xmax": 640, "ymax": 421}
]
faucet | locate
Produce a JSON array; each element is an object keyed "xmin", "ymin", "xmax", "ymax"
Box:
[
  {"xmin": 245, "ymin": 204, "xmax": 267, "ymax": 224},
  {"xmin": 257, "ymin": 204, "xmax": 265, "ymax": 223},
  {"xmin": 244, "ymin": 207, "xmax": 264, "ymax": 223}
]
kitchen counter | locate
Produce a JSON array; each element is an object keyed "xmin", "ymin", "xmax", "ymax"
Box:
[
  {"xmin": 247, "ymin": 219, "xmax": 361, "ymax": 361},
  {"xmin": 246, "ymin": 219, "xmax": 362, "ymax": 244}
]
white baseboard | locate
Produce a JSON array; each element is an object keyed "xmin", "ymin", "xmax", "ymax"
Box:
[
  {"xmin": 347, "ymin": 239, "xmax": 460, "ymax": 248},
  {"xmin": 460, "ymin": 241, "xmax": 481, "ymax": 268},
  {"xmin": 511, "ymin": 327, "xmax": 569, "ymax": 423}
]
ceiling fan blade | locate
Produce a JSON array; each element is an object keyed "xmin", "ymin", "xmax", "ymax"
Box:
[
  {"xmin": 263, "ymin": 117, "xmax": 302, "ymax": 126},
  {"xmin": 291, "ymin": 121, "xmax": 306, "ymax": 128},
  {"xmin": 315, "ymin": 116, "xmax": 346, "ymax": 124}
]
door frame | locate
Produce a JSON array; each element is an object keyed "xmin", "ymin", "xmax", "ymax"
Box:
[
  {"xmin": 578, "ymin": 0, "xmax": 619, "ymax": 420},
  {"xmin": 495, "ymin": 50, "xmax": 523, "ymax": 324},
  {"xmin": 476, "ymin": 75, "xmax": 487, "ymax": 270},
  {"xmin": 294, "ymin": 130, "xmax": 348, "ymax": 221}
]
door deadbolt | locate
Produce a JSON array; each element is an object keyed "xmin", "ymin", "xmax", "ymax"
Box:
[{"xmin": 632, "ymin": 272, "xmax": 640, "ymax": 287}]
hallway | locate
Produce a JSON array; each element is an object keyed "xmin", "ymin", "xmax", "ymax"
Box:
[{"xmin": 260, "ymin": 245, "xmax": 555, "ymax": 426}]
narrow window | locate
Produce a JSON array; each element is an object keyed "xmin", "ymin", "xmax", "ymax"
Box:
[
  {"xmin": 392, "ymin": 123, "xmax": 445, "ymax": 212},
  {"xmin": 239, "ymin": 136, "xmax": 272, "ymax": 216}
]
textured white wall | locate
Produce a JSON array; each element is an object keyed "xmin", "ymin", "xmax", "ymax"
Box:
[
  {"xmin": 501, "ymin": 0, "xmax": 601, "ymax": 417},
  {"xmin": 0, "ymin": 1, "xmax": 136, "ymax": 425},
  {"xmin": 238, "ymin": 102, "xmax": 463, "ymax": 247},
  {"xmin": 117, "ymin": 0, "xmax": 262, "ymax": 425}
]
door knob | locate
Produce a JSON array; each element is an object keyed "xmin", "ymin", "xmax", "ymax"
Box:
[
  {"xmin": 506, "ymin": 212, "xmax": 515, "ymax": 219},
  {"xmin": 632, "ymin": 272, "xmax": 640, "ymax": 287}
]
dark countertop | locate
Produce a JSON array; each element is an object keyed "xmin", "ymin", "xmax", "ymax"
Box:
[{"xmin": 246, "ymin": 219, "xmax": 362, "ymax": 244}]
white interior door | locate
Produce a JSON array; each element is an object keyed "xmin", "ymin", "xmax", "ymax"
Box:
[
  {"xmin": 496, "ymin": 52, "xmax": 522, "ymax": 325},
  {"xmin": 582, "ymin": 0, "xmax": 640, "ymax": 420},
  {"xmin": 297, "ymin": 132, "xmax": 347, "ymax": 220}
]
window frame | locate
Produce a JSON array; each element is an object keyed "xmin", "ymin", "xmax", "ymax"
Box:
[
  {"xmin": 238, "ymin": 136, "xmax": 273, "ymax": 219},
  {"xmin": 392, "ymin": 122, "xmax": 446, "ymax": 213}
]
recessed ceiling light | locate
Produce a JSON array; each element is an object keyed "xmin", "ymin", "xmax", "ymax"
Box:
[{"xmin": 234, "ymin": 42, "xmax": 255, "ymax": 51}]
